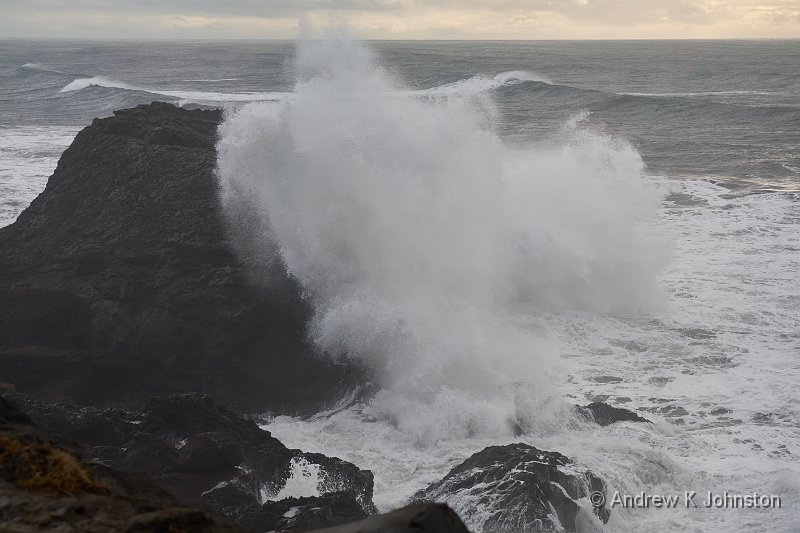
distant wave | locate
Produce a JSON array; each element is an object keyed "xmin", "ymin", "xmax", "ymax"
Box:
[
  {"xmin": 413, "ymin": 70, "xmax": 551, "ymax": 97},
  {"xmin": 622, "ymin": 90, "xmax": 786, "ymax": 97},
  {"xmin": 182, "ymin": 78, "xmax": 240, "ymax": 82},
  {"xmin": 57, "ymin": 74, "xmax": 797, "ymax": 117},
  {"xmin": 20, "ymin": 63, "xmax": 64, "ymax": 74},
  {"xmin": 59, "ymin": 72, "xmax": 550, "ymax": 104},
  {"xmin": 493, "ymin": 70, "xmax": 552, "ymax": 84},
  {"xmin": 61, "ymin": 76, "xmax": 136, "ymax": 93},
  {"xmin": 60, "ymin": 76, "xmax": 288, "ymax": 103}
]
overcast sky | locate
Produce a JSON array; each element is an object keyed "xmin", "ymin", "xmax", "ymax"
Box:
[{"xmin": 1, "ymin": 0, "xmax": 799, "ymax": 39}]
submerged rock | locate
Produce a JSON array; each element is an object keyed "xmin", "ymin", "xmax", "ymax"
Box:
[
  {"xmin": 416, "ymin": 443, "xmax": 609, "ymax": 533},
  {"xmin": 578, "ymin": 401, "xmax": 652, "ymax": 426},
  {"xmin": 0, "ymin": 102, "xmax": 361, "ymax": 413}
]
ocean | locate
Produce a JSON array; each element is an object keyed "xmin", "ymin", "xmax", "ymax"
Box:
[{"xmin": 1, "ymin": 37, "xmax": 799, "ymax": 532}]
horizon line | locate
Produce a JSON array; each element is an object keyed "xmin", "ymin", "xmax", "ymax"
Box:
[{"xmin": 2, "ymin": 36, "xmax": 799, "ymax": 42}]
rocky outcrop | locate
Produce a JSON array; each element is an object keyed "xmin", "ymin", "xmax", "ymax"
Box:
[
  {"xmin": 10, "ymin": 393, "xmax": 377, "ymax": 532},
  {"xmin": 0, "ymin": 102, "xmax": 361, "ymax": 413},
  {"xmin": 239, "ymin": 492, "xmax": 371, "ymax": 532},
  {"xmin": 578, "ymin": 402, "xmax": 652, "ymax": 426},
  {"xmin": 311, "ymin": 503, "xmax": 470, "ymax": 533},
  {"xmin": 1, "ymin": 393, "xmax": 449, "ymax": 533},
  {"xmin": 416, "ymin": 443, "xmax": 609, "ymax": 533},
  {"xmin": 0, "ymin": 396, "xmax": 246, "ymax": 533}
]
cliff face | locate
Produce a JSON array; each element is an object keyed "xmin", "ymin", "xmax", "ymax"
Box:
[{"xmin": 0, "ymin": 102, "xmax": 359, "ymax": 412}]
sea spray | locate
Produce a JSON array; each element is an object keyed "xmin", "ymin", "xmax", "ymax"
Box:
[{"xmin": 217, "ymin": 33, "xmax": 666, "ymax": 443}]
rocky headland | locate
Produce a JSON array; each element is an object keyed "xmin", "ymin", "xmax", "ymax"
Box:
[
  {"xmin": 0, "ymin": 102, "xmax": 653, "ymax": 532},
  {"xmin": 0, "ymin": 102, "xmax": 360, "ymax": 414}
]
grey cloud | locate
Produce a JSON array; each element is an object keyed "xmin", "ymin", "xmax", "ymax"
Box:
[
  {"xmin": 1, "ymin": 0, "xmax": 797, "ymax": 38},
  {"xmin": 1, "ymin": 0, "xmax": 407, "ymax": 19},
  {"xmin": 415, "ymin": 0, "xmax": 738, "ymax": 25},
  {"xmin": 0, "ymin": 0, "xmax": 787, "ymax": 24}
]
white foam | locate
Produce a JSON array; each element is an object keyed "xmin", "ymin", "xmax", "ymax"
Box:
[
  {"xmin": 0, "ymin": 126, "xmax": 78, "ymax": 228},
  {"xmin": 244, "ymin": 34, "xmax": 799, "ymax": 533},
  {"xmin": 60, "ymin": 76, "xmax": 136, "ymax": 93},
  {"xmin": 20, "ymin": 62, "xmax": 63, "ymax": 74},
  {"xmin": 219, "ymin": 33, "xmax": 667, "ymax": 447},
  {"xmin": 261, "ymin": 457, "xmax": 322, "ymax": 503}
]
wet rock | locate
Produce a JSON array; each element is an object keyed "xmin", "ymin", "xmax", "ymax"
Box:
[
  {"xmin": 588, "ymin": 375, "xmax": 623, "ymax": 384},
  {"xmin": 0, "ymin": 101, "xmax": 361, "ymax": 413},
  {"xmin": 310, "ymin": 503, "xmax": 470, "ymax": 533},
  {"xmin": 578, "ymin": 401, "xmax": 652, "ymax": 426},
  {"xmin": 235, "ymin": 492, "xmax": 370, "ymax": 532},
  {"xmin": 108, "ymin": 394, "xmax": 376, "ymax": 527},
  {"xmin": 709, "ymin": 407, "xmax": 731, "ymax": 416},
  {"xmin": 7, "ymin": 394, "xmax": 139, "ymax": 446},
  {"xmin": 416, "ymin": 443, "xmax": 609, "ymax": 533},
  {"xmin": 0, "ymin": 396, "xmax": 245, "ymax": 533},
  {"xmin": 664, "ymin": 192, "xmax": 708, "ymax": 207},
  {"xmin": 5, "ymin": 393, "xmax": 377, "ymax": 532},
  {"xmin": 0, "ymin": 395, "xmax": 33, "ymax": 425}
]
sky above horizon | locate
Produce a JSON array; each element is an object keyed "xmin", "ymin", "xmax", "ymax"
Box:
[{"xmin": 1, "ymin": 1, "xmax": 799, "ymax": 40}]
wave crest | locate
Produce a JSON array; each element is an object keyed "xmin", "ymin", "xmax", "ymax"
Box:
[{"xmin": 59, "ymin": 76, "xmax": 288, "ymax": 103}]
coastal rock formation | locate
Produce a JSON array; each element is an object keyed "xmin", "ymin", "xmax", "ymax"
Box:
[
  {"xmin": 1, "ymin": 102, "xmax": 617, "ymax": 533},
  {"xmin": 10, "ymin": 393, "xmax": 377, "ymax": 532},
  {"xmin": 0, "ymin": 396, "xmax": 246, "ymax": 533},
  {"xmin": 240, "ymin": 492, "xmax": 371, "ymax": 532},
  {"xmin": 2, "ymin": 392, "xmax": 453, "ymax": 533},
  {"xmin": 311, "ymin": 503, "xmax": 470, "ymax": 533},
  {"xmin": 0, "ymin": 102, "xmax": 360, "ymax": 412},
  {"xmin": 578, "ymin": 402, "xmax": 652, "ymax": 426},
  {"xmin": 416, "ymin": 443, "xmax": 609, "ymax": 533}
]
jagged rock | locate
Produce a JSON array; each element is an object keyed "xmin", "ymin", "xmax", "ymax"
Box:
[
  {"xmin": 0, "ymin": 102, "xmax": 361, "ymax": 413},
  {"xmin": 416, "ymin": 443, "xmax": 609, "ymax": 533},
  {"xmin": 578, "ymin": 402, "xmax": 652, "ymax": 426},
  {"xmin": 7, "ymin": 393, "xmax": 377, "ymax": 532},
  {"xmin": 0, "ymin": 396, "xmax": 32, "ymax": 425},
  {"xmin": 0, "ymin": 396, "xmax": 246, "ymax": 533},
  {"xmin": 309, "ymin": 503, "xmax": 470, "ymax": 533},
  {"xmin": 231, "ymin": 492, "xmax": 369, "ymax": 532},
  {"xmin": 5, "ymin": 395, "xmax": 138, "ymax": 447}
]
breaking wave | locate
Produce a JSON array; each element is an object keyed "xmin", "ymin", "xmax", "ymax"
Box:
[
  {"xmin": 217, "ymin": 33, "xmax": 668, "ymax": 444},
  {"xmin": 60, "ymin": 76, "xmax": 288, "ymax": 103},
  {"xmin": 20, "ymin": 62, "xmax": 64, "ymax": 74}
]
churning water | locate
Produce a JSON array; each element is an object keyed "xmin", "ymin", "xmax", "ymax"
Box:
[{"xmin": 1, "ymin": 35, "xmax": 798, "ymax": 532}]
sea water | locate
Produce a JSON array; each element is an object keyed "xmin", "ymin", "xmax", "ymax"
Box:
[{"xmin": 1, "ymin": 36, "xmax": 798, "ymax": 532}]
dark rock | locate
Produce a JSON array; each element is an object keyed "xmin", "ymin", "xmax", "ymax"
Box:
[
  {"xmin": 0, "ymin": 289, "xmax": 92, "ymax": 348},
  {"xmin": 0, "ymin": 396, "xmax": 246, "ymax": 532},
  {"xmin": 6, "ymin": 393, "xmax": 377, "ymax": 532},
  {"xmin": 309, "ymin": 503, "xmax": 470, "ymax": 533},
  {"xmin": 234, "ymin": 492, "xmax": 370, "ymax": 532},
  {"xmin": 176, "ymin": 432, "xmax": 243, "ymax": 473},
  {"xmin": 0, "ymin": 101, "xmax": 362, "ymax": 413},
  {"xmin": 7, "ymin": 394, "xmax": 138, "ymax": 446},
  {"xmin": 578, "ymin": 402, "xmax": 652, "ymax": 426},
  {"xmin": 0, "ymin": 395, "xmax": 33, "ymax": 425},
  {"xmin": 416, "ymin": 443, "xmax": 608, "ymax": 533}
]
